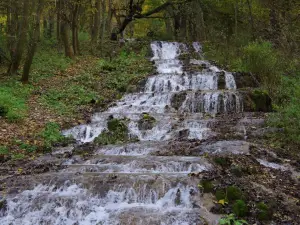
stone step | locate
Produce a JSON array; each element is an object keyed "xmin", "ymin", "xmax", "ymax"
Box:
[{"xmin": 63, "ymin": 155, "xmax": 211, "ymax": 174}]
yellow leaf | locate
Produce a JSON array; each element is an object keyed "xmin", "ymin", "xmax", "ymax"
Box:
[{"xmin": 218, "ymin": 199, "xmax": 227, "ymax": 206}]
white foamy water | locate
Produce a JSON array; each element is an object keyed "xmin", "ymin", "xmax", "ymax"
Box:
[{"xmin": 1, "ymin": 184, "xmax": 203, "ymax": 225}]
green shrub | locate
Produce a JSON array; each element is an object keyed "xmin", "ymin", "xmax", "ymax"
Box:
[
  {"xmin": 268, "ymin": 76, "xmax": 300, "ymax": 145},
  {"xmin": 233, "ymin": 200, "xmax": 248, "ymax": 217},
  {"xmin": 241, "ymin": 41, "xmax": 280, "ymax": 91}
]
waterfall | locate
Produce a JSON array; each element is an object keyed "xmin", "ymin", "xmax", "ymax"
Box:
[{"xmin": 1, "ymin": 41, "xmax": 242, "ymax": 225}]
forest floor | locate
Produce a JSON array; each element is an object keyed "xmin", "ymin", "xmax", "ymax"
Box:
[{"xmin": 0, "ymin": 43, "xmax": 152, "ymax": 160}]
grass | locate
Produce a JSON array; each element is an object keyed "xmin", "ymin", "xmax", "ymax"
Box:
[
  {"xmin": 39, "ymin": 122, "xmax": 71, "ymax": 149},
  {"xmin": 40, "ymin": 47, "xmax": 152, "ymax": 117},
  {"xmin": 40, "ymin": 84, "xmax": 98, "ymax": 116},
  {"xmin": 31, "ymin": 50, "xmax": 72, "ymax": 82},
  {"xmin": 0, "ymin": 80, "xmax": 33, "ymax": 122}
]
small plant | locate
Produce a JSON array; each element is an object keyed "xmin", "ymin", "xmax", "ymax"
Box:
[
  {"xmin": 11, "ymin": 153, "xmax": 25, "ymax": 160},
  {"xmin": 230, "ymin": 166, "xmax": 243, "ymax": 177},
  {"xmin": 199, "ymin": 180, "xmax": 214, "ymax": 193},
  {"xmin": 40, "ymin": 122, "xmax": 69, "ymax": 148},
  {"xmin": 226, "ymin": 186, "xmax": 243, "ymax": 202},
  {"xmin": 214, "ymin": 157, "xmax": 232, "ymax": 167},
  {"xmin": 215, "ymin": 189, "xmax": 226, "ymax": 201},
  {"xmin": 233, "ymin": 200, "xmax": 248, "ymax": 217},
  {"xmin": 257, "ymin": 202, "xmax": 272, "ymax": 221},
  {"xmin": 0, "ymin": 146, "xmax": 9, "ymax": 155},
  {"xmin": 219, "ymin": 214, "xmax": 248, "ymax": 225},
  {"xmin": 15, "ymin": 141, "xmax": 37, "ymax": 153}
]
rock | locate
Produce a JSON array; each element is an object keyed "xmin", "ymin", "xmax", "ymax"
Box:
[
  {"xmin": 178, "ymin": 129, "xmax": 190, "ymax": 140},
  {"xmin": 241, "ymin": 89, "xmax": 272, "ymax": 112},
  {"xmin": 233, "ymin": 72, "xmax": 259, "ymax": 88},
  {"xmin": 217, "ymin": 71, "xmax": 226, "ymax": 89},
  {"xmin": 0, "ymin": 199, "xmax": 7, "ymax": 213},
  {"xmin": 137, "ymin": 113, "xmax": 156, "ymax": 130},
  {"xmin": 171, "ymin": 92, "xmax": 187, "ymax": 110}
]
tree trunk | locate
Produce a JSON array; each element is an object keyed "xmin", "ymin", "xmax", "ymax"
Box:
[
  {"xmin": 91, "ymin": 0, "xmax": 101, "ymax": 42},
  {"xmin": 106, "ymin": 0, "xmax": 113, "ymax": 35},
  {"xmin": 43, "ymin": 19, "xmax": 48, "ymax": 37},
  {"xmin": 61, "ymin": 21, "xmax": 74, "ymax": 58},
  {"xmin": 99, "ymin": 0, "xmax": 107, "ymax": 54},
  {"xmin": 48, "ymin": 15, "xmax": 54, "ymax": 38},
  {"xmin": 246, "ymin": 0, "xmax": 255, "ymax": 40},
  {"xmin": 8, "ymin": 0, "xmax": 30, "ymax": 75},
  {"xmin": 99, "ymin": 0, "xmax": 107, "ymax": 42},
  {"xmin": 56, "ymin": 0, "xmax": 61, "ymax": 41},
  {"xmin": 22, "ymin": 0, "xmax": 44, "ymax": 84},
  {"xmin": 72, "ymin": 2, "xmax": 80, "ymax": 55}
]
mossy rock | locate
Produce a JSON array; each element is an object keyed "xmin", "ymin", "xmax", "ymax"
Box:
[
  {"xmin": 233, "ymin": 200, "xmax": 248, "ymax": 217},
  {"xmin": 138, "ymin": 113, "xmax": 156, "ymax": 130},
  {"xmin": 226, "ymin": 186, "xmax": 243, "ymax": 202},
  {"xmin": 171, "ymin": 92, "xmax": 187, "ymax": 110},
  {"xmin": 94, "ymin": 118, "xmax": 130, "ymax": 145},
  {"xmin": 233, "ymin": 72, "xmax": 259, "ymax": 88},
  {"xmin": 242, "ymin": 89, "xmax": 272, "ymax": 112},
  {"xmin": 257, "ymin": 202, "xmax": 272, "ymax": 221}
]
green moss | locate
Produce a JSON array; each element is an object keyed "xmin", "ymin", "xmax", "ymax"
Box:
[
  {"xmin": 233, "ymin": 200, "xmax": 248, "ymax": 217},
  {"xmin": 226, "ymin": 186, "xmax": 243, "ymax": 202},
  {"xmin": 257, "ymin": 202, "xmax": 272, "ymax": 221}
]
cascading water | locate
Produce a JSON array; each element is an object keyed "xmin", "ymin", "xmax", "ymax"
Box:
[{"xmin": 0, "ymin": 41, "xmax": 242, "ymax": 225}]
